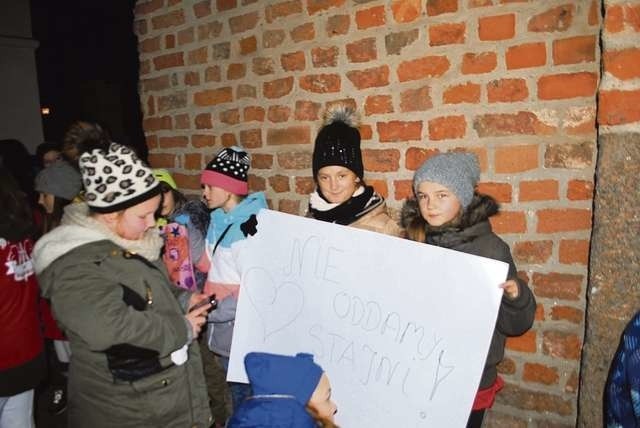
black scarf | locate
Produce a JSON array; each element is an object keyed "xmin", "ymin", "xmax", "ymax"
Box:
[{"xmin": 309, "ymin": 185, "xmax": 383, "ymax": 225}]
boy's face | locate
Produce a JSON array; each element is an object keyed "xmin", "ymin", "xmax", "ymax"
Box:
[
  {"xmin": 416, "ymin": 181, "xmax": 462, "ymax": 227},
  {"xmin": 202, "ymin": 184, "xmax": 231, "ymax": 210},
  {"xmin": 316, "ymin": 165, "xmax": 359, "ymax": 204}
]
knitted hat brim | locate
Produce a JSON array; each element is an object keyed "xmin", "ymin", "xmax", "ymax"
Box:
[
  {"xmin": 89, "ymin": 182, "xmax": 162, "ymax": 213},
  {"xmin": 201, "ymin": 170, "xmax": 248, "ymax": 195}
]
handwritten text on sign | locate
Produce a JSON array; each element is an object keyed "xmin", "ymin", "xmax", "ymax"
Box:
[{"xmin": 229, "ymin": 210, "xmax": 507, "ymax": 427}]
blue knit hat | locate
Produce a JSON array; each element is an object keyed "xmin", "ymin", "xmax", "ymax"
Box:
[
  {"xmin": 413, "ymin": 152, "xmax": 480, "ymax": 209},
  {"xmin": 245, "ymin": 352, "xmax": 323, "ymax": 405}
]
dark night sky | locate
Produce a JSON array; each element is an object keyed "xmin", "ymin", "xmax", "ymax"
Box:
[{"xmin": 30, "ymin": 0, "xmax": 147, "ymax": 158}]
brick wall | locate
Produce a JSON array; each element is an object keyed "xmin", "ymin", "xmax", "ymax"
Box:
[
  {"xmin": 578, "ymin": 1, "xmax": 640, "ymax": 426},
  {"xmin": 135, "ymin": 1, "xmax": 601, "ymax": 425}
]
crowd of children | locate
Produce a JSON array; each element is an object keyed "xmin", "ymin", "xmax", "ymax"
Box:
[{"xmin": 0, "ymin": 106, "xmax": 543, "ymax": 428}]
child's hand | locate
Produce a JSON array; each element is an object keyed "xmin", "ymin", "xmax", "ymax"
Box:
[{"xmin": 500, "ymin": 280, "xmax": 519, "ymax": 300}]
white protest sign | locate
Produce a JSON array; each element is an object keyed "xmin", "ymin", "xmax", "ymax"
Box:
[{"xmin": 229, "ymin": 209, "xmax": 507, "ymax": 428}]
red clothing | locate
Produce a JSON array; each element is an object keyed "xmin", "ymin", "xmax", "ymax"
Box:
[
  {"xmin": 472, "ymin": 375, "xmax": 504, "ymax": 410},
  {"xmin": 0, "ymin": 237, "xmax": 44, "ymax": 370}
]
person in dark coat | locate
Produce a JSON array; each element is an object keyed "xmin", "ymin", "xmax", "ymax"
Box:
[
  {"xmin": 401, "ymin": 152, "xmax": 536, "ymax": 428},
  {"xmin": 33, "ymin": 142, "xmax": 212, "ymax": 428},
  {"xmin": 228, "ymin": 352, "xmax": 338, "ymax": 428}
]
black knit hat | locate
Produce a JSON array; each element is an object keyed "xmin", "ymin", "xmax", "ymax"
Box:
[
  {"xmin": 312, "ymin": 104, "xmax": 363, "ymax": 179},
  {"xmin": 200, "ymin": 146, "xmax": 250, "ymax": 195}
]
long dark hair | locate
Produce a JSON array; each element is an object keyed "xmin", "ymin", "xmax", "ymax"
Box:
[
  {"xmin": 155, "ymin": 182, "xmax": 187, "ymax": 220},
  {"xmin": 0, "ymin": 162, "xmax": 35, "ymax": 240}
]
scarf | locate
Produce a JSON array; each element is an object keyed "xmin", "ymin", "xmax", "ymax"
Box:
[{"xmin": 308, "ymin": 185, "xmax": 384, "ymax": 225}]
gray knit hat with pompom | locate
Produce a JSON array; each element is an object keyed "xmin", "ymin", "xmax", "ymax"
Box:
[{"xmin": 413, "ymin": 152, "xmax": 480, "ymax": 209}]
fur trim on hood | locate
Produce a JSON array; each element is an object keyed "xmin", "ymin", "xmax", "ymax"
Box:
[{"xmin": 401, "ymin": 192, "xmax": 499, "ymax": 232}]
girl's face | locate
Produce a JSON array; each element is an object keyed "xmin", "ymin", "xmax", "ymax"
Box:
[
  {"xmin": 416, "ymin": 181, "xmax": 462, "ymax": 227},
  {"xmin": 316, "ymin": 166, "xmax": 359, "ymax": 204},
  {"xmin": 42, "ymin": 150, "xmax": 62, "ymax": 168},
  {"xmin": 160, "ymin": 190, "xmax": 175, "ymax": 216},
  {"xmin": 112, "ymin": 194, "xmax": 161, "ymax": 240},
  {"xmin": 38, "ymin": 192, "xmax": 56, "ymax": 214},
  {"xmin": 202, "ymin": 184, "xmax": 233, "ymax": 212},
  {"xmin": 308, "ymin": 373, "xmax": 337, "ymax": 422}
]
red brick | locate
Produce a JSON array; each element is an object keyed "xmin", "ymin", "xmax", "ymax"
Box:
[
  {"xmin": 141, "ymin": 75, "xmax": 170, "ymax": 92},
  {"xmin": 193, "ymin": 87, "xmax": 233, "ymax": 106},
  {"xmin": 506, "ymin": 42, "xmax": 547, "ymax": 69},
  {"xmin": 278, "ymin": 151, "xmax": 312, "ymax": 169},
  {"xmin": 217, "ymin": 0, "xmax": 237, "ymax": 11},
  {"xmin": 281, "ymin": 51, "xmax": 306, "ymax": 72},
  {"xmin": 523, "ymin": 363, "xmax": 559, "ymax": 385},
  {"xmin": 537, "ymin": 209, "xmax": 591, "ymax": 233},
  {"xmin": 267, "ymin": 105, "xmax": 291, "ymax": 123},
  {"xmin": 427, "ymin": 0, "xmax": 458, "ymax": 16},
  {"xmin": 269, "ymin": 175, "xmax": 290, "ymax": 193},
  {"xmin": 184, "ymin": 71, "xmax": 200, "ymax": 86},
  {"xmin": 478, "ymin": 14, "xmax": 515, "ymax": 41},
  {"xmin": 151, "ymin": 9, "xmax": 185, "ymax": 30},
  {"xmin": 397, "ymin": 56, "xmax": 449, "ymax": 82},
  {"xmin": 307, "ymin": 0, "xmax": 346, "ymax": 15},
  {"xmin": 311, "ymin": 46, "xmax": 339, "ymax": 68},
  {"xmin": 265, "ymin": 0, "xmax": 302, "ymax": 23},
  {"xmin": 146, "ymin": 135, "xmax": 158, "ymax": 150},
  {"xmin": 205, "ymin": 66, "xmax": 221, "ymax": 82},
  {"xmin": 391, "ymin": 0, "xmax": 421, "ymax": 23},
  {"xmin": 487, "ymin": 78, "xmax": 528, "ymax": 103},
  {"xmin": 346, "ymin": 66, "xmax": 390, "ymax": 89},
  {"xmin": 377, "ymin": 121, "xmax": 423, "ymax": 142},
  {"xmin": 514, "ymin": 240, "xmax": 553, "ymax": 264},
  {"xmin": 495, "ymin": 145, "xmax": 538, "ymax": 173},
  {"xmin": 460, "ymin": 147, "xmax": 488, "ymax": 172},
  {"xmin": 490, "ymin": 211, "xmax": 527, "ymax": 234},
  {"xmin": 604, "ymin": 48, "xmax": 640, "ymax": 80},
  {"xmin": 368, "ymin": 179, "xmax": 389, "ymax": 198},
  {"xmin": 528, "ymin": 4, "xmax": 575, "ymax": 32},
  {"xmin": 163, "ymin": 34, "xmax": 174, "ymax": 49},
  {"xmin": 188, "ymin": 47, "xmax": 208, "ymax": 65},
  {"xmin": 598, "ymin": 89, "xmax": 640, "ymax": 126},
  {"xmin": 497, "ymin": 357, "xmax": 516, "ymax": 375},
  {"xmin": 356, "ymin": 5, "xmax": 386, "ymax": 29},
  {"xmin": 443, "ymin": 82, "xmax": 481, "ymax": 104},
  {"xmin": 248, "ymin": 175, "xmax": 266, "ymax": 192},
  {"xmin": 220, "ymin": 133, "xmax": 237, "ymax": 147},
  {"xmin": 477, "ymin": 182, "xmax": 512, "ymax": 203},
  {"xmin": 474, "ymin": 112, "xmax": 555, "ymax": 137},
  {"xmin": 553, "ymin": 36, "xmax": 596, "ymax": 65},
  {"xmin": 544, "ymin": 142, "xmax": 593, "ymax": 170},
  {"xmin": 461, "ymin": 52, "xmax": 497, "ymax": 74},
  {"xmin": 134, "ymin": 20, "xmax": 148, "ymax": 37},
  {"xmin": 143, "ymin": 116, "xmax": 172, "ymax": 131},
  {"xmin": 468, "ymin": 0, "xmax": 492, "ymax": 7},
  {"xmin": 385, "ymin": 29, "xmax": 419, "ymax": 55},
  {"xmin": 229, "ymin": 11, "xmax": 259, "ymax": 34},
  {"xmin": 139, "ymin": 36, "xmax": 161, "ymax": 53},
  {"xmin": 252, "ymin": 154, "xmax": 273, "ymax": 169},
  {"xmin": 239, "ymin": 36, "xmax": 257, "ymax": 55},
  {"xmin": 183, "ymin": 153, "xmax": 202, "ymax": 171},
  {"xmin": 538, "ymin": 72, "xmax": 598, "ymax": 100},
  {"xmin": 519, "ymin": 180, "xmax": 559, "ymax": 202},
  {"xmin": 148, "ymin": 153, "xmax": 176, "ymax": 169},
  {"xmin": 178, "ymin": 28, "xmax": 194, "ymax": 45},
  {"xmin": 263, "ymin": 29, "xmax": 286, "ymax": 48},
  {"xmin": 153, "ymin": 52, "xmax": 184, "ymax": 70},
  {"xmin": 291, "ymin": 23, "xmax": 315, "ymax": 42},
  {"xmin": 393, "ymin": 179, "xmax": 413, "ymax": 200},
  {"xmin": 244, "ymin": 106, "xmax": 265, "ymax": 122},
  {"xmin": 346, "ymin": 38, "xmax": 377, "ymax": 63},
  {"xmin": 267, "ymin": 126, "xmax": 311, "ymax": 145},
  {"xmin": 173, "ymin": 173, "xmax": 201, "ymax": 191},
  {"xmin": 264, "ymin": 77, "xmax": 294, "ymax": 99},
  {"xmin": 299, "ymin": 74, "xmax": 341, "ymax": 93},
  {"xmin": 198, "ymin": 22, "xmax": 223, "ymax": 41},
  {"xmin": 429, "ymin": 22, "xmax": 465, "ymax": 46},
  {"xmin": 227, "ymin": 63, "xmax": 246, "ymax": 80},
  {"xmin": 533, "ymin": 272, "xmax": 583, "ymax": 300},
  {"xmin": 506, "ymin": 330, "xmax": 537, "ymax": 353},
  {"xmin": 252, "ymin": 57, "xmax": 275, "ymax": 76},
  {"xmin": 567, "ymin": 179, "xmax": 593, "ymax": 201},
  {"xmin": 278, "ymin": 199, "xmax": 300, "ymax": 214},
  {"xmin": 400, "ymin": 85, "xmax": 432, "ymax": 112},
  {"xmin": 496, "ymin": 384, "xmax": 573, "ymax": 416},
  {"xmin": 174, "ymin": 113, "xmax": 190, "ymax": 129},
  {"xmin": 365, "ymin": 95, "xmax": 393, "ymax": 115},
  {"xmin": 326, "ymin": 15, "xmax": 350, "ymax": 36},
  {"xmin": 589, "ymin": 0, "xmax": 599, "ymax": 26},
  {"xmin": 135, "ymin": 0, "xmax": 163, "ymax": 15},
  {"xmin": 139, "ymin": 59, "xmax": 151, "ymax": 76},
  {"xmin": 605, "ymin": 5, "xmax": 624, "ymax": 33},
  {"xmin": 158, "ymin": 136, "xmax": 188, "ymax": 148},
  {"xmin": 362, "ymin": 149, "xmax": 401, "ymax": 172},
  {"xmin": 559, "ymin": 239, "xmax": 590, "ymax": 265},
  {"xmin": 405, "ymin": 147, "xmax": 439, "ymax": 171},
  {"xmin": 428, "ymin": 115, "xmax": 466, "ymax": 140},
  {"xmin": 193, "ymin": 0, "xmax": 211, "ymax": 18},
  {"xmin": 239, "ymin": 129, "xmax": 262, "ymax": 148},
  {"xmin": 543, "ymin": 331, "xmax": 582, "ymax": 360},
  {"xmin": 295, "ymin": 101, "xmax": 321, "ymax": 121},
  {"xmin": 195, "ymin": 113, "xmax": 213, "ymax": 129},
  {"xmin": 551, "ymin": 305, "xmax": 583, "ymax": 324},
  {"xmin": 237, "ymin": 84, "xmax": 257, "ymax": 99},
  {"xmin": 146, "ymin": 96, "xmax": 155, "ymax": 116},
  {"xmin": 219, "ymin": 109, "xmax": 240, "ymax": 125}
]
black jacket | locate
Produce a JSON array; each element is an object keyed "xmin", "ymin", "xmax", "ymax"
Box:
[{"xmin": 401, "ymin": 193, "xmax": 536, "ymax": 389}]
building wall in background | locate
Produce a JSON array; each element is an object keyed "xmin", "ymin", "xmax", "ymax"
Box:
[{"xmin": 136, "ymin": 1, "xmax": 601, "ymax": 425}]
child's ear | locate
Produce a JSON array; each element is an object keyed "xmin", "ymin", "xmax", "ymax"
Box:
[{"xmin": 101, "ymin": 211, "xmax": 120, "ymax": 227}]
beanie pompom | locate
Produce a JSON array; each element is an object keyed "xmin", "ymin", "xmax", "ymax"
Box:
[{"xmin": 322, "ymin": 103, "xmax": 360, "ymax": 128}]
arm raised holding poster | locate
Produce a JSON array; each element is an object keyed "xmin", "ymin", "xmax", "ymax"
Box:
[{"xmin": 402, "ymin": 152, "xmax": 536, "ymax": 427}]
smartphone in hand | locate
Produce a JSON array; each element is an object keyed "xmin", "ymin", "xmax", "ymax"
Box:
[{"xmin": 189, "ymin": 294, "xmax": 217, "ymax": 313}]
